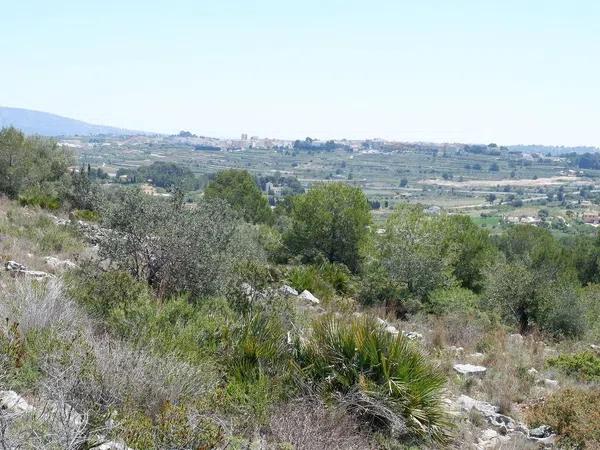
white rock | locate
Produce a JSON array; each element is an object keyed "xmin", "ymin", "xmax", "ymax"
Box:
[
  {"xmin": 448, "ymin": 346, "xmax": 464, "ymax": 356},
  {"xmin": 299, "ymin": 290, "xmax": 320, "ymax": 304},
  {"xmin": 454, "ymin": 363, "xmax": 487, "ymax": 376},
  {"xmin": 45, "ymin": 256, "xmax": 78, "ymax": 271},
  {"xmin": 543, "ymin": 379, "xmax": 559, "ymax": 389},
  {"xmin": 0, "ymin": 390, "xmax": 35, "ymax": 415},
  {"xmin": 403, "ymin": 331, "xmax": 423, "ymax": 340},
  {"xmin": 590, "ymin": 344, "xmax": 600, "ymax": 354},
  {"xmin": 23, "ymin": 270, "xmax": 55, "ymax": 279},
  {"xmin": 508, "ymin": 333, "xmax": 524, "ymax": 346},
  {"xmin": 4, "ymin": 261, "xmax": 54, "ymax": 279},
  {"xmin": 279, "ymin": 284, "xmax": 298, "ymax": 296},
  {"xmin": 527, "ymin": 367, "xmax": 538, "ymax": 376},
  {"xmin": 457, "ymin": 395, "xmax": 498, "ymax": 417},
  {"xmin": 96, "ymin": 441, "xmax": 134, "ymax": 450},
  {"xmin": 5, "ymin": 260, "xmax": 27, "ymax": 271},
  {"xmin": 385, "ymin": 325, "xmax": 400, "ymax": 336},
  {"xmin": 478, "ymin": 428, "xmax": 498, "ymax": 444}
]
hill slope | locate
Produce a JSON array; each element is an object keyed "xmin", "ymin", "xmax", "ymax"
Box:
[{"xmin": 0, "ymin": 106, "xmax": 148, "ymax": 136}]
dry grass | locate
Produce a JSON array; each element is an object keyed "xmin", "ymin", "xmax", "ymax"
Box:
[
  {"xmin": 0, "ymin": 278, "xmax": 88, "ymax": 336},
  {"xmin": 268, "ymin": 398, "xmax": 371, "ymax": 450}
]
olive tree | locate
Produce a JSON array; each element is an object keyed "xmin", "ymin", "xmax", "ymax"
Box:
[
  {"xmin": 98, "ymin": 188, "xmax": 260, "ymax": 299},
  {"xmin": 378, "ymin": 204, "xmax": 456, "ymax": 300}
]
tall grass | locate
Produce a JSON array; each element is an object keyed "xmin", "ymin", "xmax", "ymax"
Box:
[{"xmin": 298, "ymin": 315, "xmax": 451, "ymax": 444}]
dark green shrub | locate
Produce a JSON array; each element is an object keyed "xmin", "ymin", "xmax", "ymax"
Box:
[
  {"xmin": 19, "ymin": 188, "xmax": 60, "ymax": 210},
  {"xmin": 427, "ymin": 287, "xmax": 479, "ymax": 315}
]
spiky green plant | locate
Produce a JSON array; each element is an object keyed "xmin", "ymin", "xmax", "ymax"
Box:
[
  {"xmin": 298, "ymin": 315, "xmax": 451, "ymax": 444},
  {"xmin": 286, "ymin": 265, "xmax": 335, "ymax": 301}
]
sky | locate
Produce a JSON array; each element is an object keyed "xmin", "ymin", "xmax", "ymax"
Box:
[{"xmin": 1, "ymin": 0, "xmax": 599, "ymax": 145}]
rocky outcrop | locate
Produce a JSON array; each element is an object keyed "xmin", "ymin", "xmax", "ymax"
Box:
[
  {"xmin": 4, "ymin": 260, "xmax": 54, "ymax": 279},
  {"xmin": 375, "ymin": 318, "xmax": 423, "ymax": 340},
  {"xmin": 453, "ymin": 394, "xmax": 556, "ymax": 446}
]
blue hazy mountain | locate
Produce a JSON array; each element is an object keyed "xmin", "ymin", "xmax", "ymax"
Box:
[{"xmin": 0, "ymin": 106, "xmax": 149, "ymax": 136}]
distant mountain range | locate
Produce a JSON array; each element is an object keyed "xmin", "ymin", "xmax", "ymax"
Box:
[{"xmin": 0, "ymin": 107, "xmax": 150, "ymax": 137}]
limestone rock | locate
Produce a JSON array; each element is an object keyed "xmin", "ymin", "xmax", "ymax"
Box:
[
  {"xmin": 299, "ymin": 290, "xmax": 320, "ymax": 304},
  {"xmin": 279, "ymin": 284, "xmax": 298, "ymax": 296},
  {"xmin": 385, "ymin": 325, "xmax": 400, "ymax": 336},
  {"xmin": 454, "ymin": 363, "xmax": 487, "ymax": 376},
  {"xmin": 456, "ymin": 394, "xmax": 498, "ymax": 417},
  {"xmin": 5, "ymin": 260, "xmax": 27, "ymax": 272},
  {"xmin": 529, "ymin": 425, "xmax": 552, "ymax": 439},
  {"xmin": 97, "ymin": 441, "xmax": 135, "ymax": 450},
  {"xmin": 5, "ymin": 260, "xmax": 54, "ymax": 279},
  {"xmin": 403, "ymin": 331, "xmax": 423, "ymax": 340},
  {"xmin": 45, "ymin": 256, "xmax": 78, "ymax": 271},
  {"xmin": 0, "ymin": 390, "xmax": 35, "ymax": 415}
]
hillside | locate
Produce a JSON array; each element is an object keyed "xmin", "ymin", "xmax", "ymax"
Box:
[
  {"xmin": 1, "ymin": 129, "xmax": 600, "ymax": 448},
  {"xmin": 0, "ymin": 106, "xmax": 147, "ymax": 136}
]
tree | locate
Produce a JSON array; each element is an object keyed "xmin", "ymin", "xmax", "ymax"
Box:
[
  {"xmin": 204, "ymin": 169, "xmax": 272, "ymax": 224},
  {"xmin": 0, "ymin": 127, "xmax": 73, "ymax": 198},
  {"xmin": 496, "ymin": 225, "xmax": 568, "ymax": 276},
  {"xmin": 437, "ymin": 215, "xmax": 495, "ymax": 292},
  {"xmin": 136, "ymin": 161, "xmax": 200, "ymax": 191},
  {"xmin": 378, "ymin": 205, "xmax": 456, "ymax": 300},
  {"xmin": 285, "ymin": 183, "xmax": 371, "ymax": 272},
  {"xmin": 98, "ymin": 188, "xmax": 258, "ymax": 299},
  {"xmin": 485, "ymin": 261, "xmax": 584, "ymax": 337},
  {"xmin": 65, "ymin": 167, "xmax": 101, "ymax": 211}
]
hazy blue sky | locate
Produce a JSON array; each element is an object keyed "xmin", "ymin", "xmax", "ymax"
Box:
[{"xmin": 1, "ymin": 0, "xmax": 599, "ymax": 145}]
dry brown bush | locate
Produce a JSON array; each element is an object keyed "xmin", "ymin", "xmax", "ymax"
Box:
[{"xmin": 268, "ymin": 398, "xmax": 371, "ymax": 450}]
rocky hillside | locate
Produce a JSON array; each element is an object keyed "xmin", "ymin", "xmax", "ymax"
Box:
[{"xmin": 1, "ymin": 199, "xmax": 599, "ymax": 449}]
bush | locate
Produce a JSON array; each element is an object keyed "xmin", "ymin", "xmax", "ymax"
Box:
[
  {"xmin": 286, "ymin": 265, "xmax": 335, "ymax": 301},
  {"xmin": 547, "ymin": 352, "xmax": 600, "ymax": 382},
  {"xmin": 525, "ymin": 388, "xmax": 600, "ymax": 448},
  {"xmin": 269, "ymin": 399, "xmax": 369, "ymax": 449},
  {"xmin": 18, "ymin": 187, "xmax": 61, "ymax": 210},
  {"xmin": 427, "ymin": 287, "xmax": 479, "ymax": 315},
  {"xmin": 298, "ymin": 315, "xmax": 450, "ymax": 444},
  {"xmin": 71, "ymin": 209, "xmax": 100, "ymax": 222},
  {"xmin": 68, "ymin": 269, "xmax": 152, "ymax": 320},
  {"xmin": 356, "ymin": 263, "xmax": 404, "ymax": 307}
]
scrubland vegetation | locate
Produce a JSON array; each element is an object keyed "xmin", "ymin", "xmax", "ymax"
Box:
[{"xmin": 1, "ymin": 127, "xmax": 600, "ymax": 449}]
